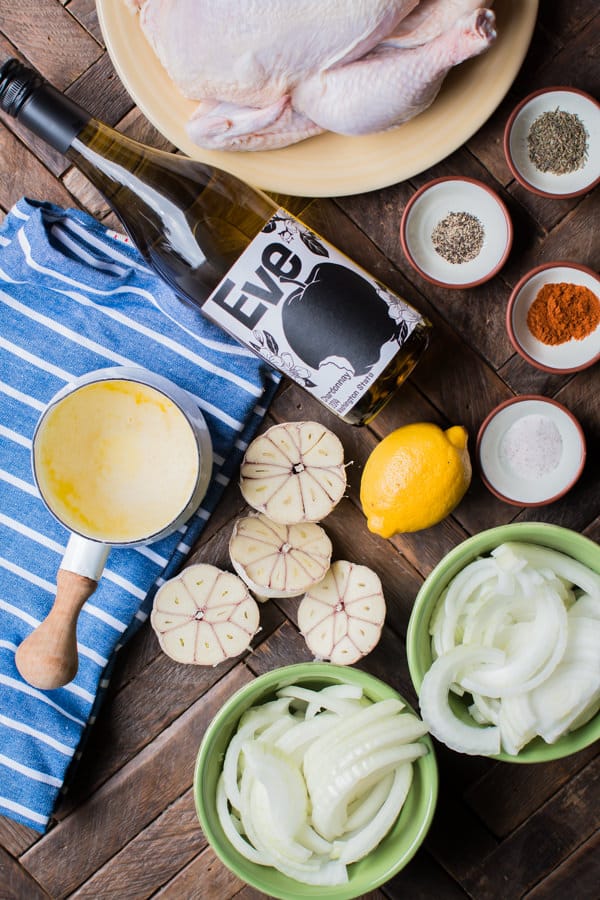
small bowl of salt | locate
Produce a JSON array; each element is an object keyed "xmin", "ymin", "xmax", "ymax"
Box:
[
  {"xmin": 476, "ymin": 396, "xmax": 586, "ymax": 507},
  {"xmin": 400, "ymin": 177, "xmax": 513, "ymax": 289},
  {"xmin": 507, "ymin": 261, "xmax": 600, "ymax": 373},
  {"xmin": 504, "ymin": 87, "xmax": 600, "ymax": 199}
]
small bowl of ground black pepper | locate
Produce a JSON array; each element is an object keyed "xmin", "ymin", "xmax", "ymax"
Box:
[
  {"xmin": 400, "ymin": 177, "xmax": 513, "ymax": 289},
  {"xmin": 504, "ymin": 87, "xmax": 600, "ymax": 199},
  {"xmin": 507, "ymin": 262, "xmax": 600, "ymax": 373},
  {"xmin": 477, "ymin": 396, "xmax": 586, "ymax": 507}
]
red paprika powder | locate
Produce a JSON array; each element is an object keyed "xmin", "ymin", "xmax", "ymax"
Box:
[{"xmin": 527, "ymin": 282, "xmax": 600, "ymax": 345}]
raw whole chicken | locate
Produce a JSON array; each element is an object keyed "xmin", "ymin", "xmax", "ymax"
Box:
[{"xmin": 125, "ymin": 0, "xmax": 497, "ymax": 151}]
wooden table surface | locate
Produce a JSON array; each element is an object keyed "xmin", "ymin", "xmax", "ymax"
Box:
[{"xmin": 1, "ymin": 2, "xmax": 599, "ymax": 898}]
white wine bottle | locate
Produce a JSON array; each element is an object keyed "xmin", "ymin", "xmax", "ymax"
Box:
[{"xmin": 0, "ymin": 58, "xmax": 430, "ymax": 425}]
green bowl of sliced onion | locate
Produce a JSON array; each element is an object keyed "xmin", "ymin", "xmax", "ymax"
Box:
[
  {"xmin": 407, "ymin": 522, "xmax": 600, "ymax": 763},
  {"xmin": 194, "ymin": 663, "xmax": 438, "ymax": 899}
]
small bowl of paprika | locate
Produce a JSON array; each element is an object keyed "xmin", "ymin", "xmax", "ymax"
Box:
[{"xmin": 506, "ymin": 261, "xmax": 600, "ymax": 373}]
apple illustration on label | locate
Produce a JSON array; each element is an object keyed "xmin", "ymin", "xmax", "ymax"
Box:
[{"xmin": 281, "ymin": 263, "xmax": 405, "ymax": 376}]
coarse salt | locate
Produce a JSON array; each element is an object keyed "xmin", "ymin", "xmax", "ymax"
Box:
[{"xmin": 498, "ymin": 414, "xmax": 563, "ymax": 480}]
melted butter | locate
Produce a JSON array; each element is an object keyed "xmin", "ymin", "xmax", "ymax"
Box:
[{"xmin": 34, "ymin": 379, "xmax": 199, "ymax": 542}]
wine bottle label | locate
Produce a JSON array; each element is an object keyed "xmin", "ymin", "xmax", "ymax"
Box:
[{"xmin": 204, "ymin": 210, "xmax": 423, "ymax": 417}]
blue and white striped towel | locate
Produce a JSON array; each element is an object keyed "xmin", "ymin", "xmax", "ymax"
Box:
[{"xmin": 0, "ymin": 198, "xmax": 280, "ymax": 832}]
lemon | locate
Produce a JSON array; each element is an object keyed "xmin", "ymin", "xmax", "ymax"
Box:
[{"xmin": 360, "ymin": 423, "xmax": 472, "ymax": 537}]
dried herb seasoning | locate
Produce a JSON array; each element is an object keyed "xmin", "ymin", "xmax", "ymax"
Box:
[
  {"xmin": 527, "ymin": 108, "xmax": 588, "ymax": 174},
  {"xmin": 431, "ymin": 211, "xmax": 484, "ymax": 264}
]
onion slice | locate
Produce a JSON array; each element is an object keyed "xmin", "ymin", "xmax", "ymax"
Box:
[
  {"xmin": 422, "ymin": 543, "xmax": 600, "ymax": 756},
  {"xmin": 420, "ymin": 645, "xmax": 504, "ymax": 756},
  {"xmin": 217, "ymin": 683, "xmax": 428, "ymax": 885}
]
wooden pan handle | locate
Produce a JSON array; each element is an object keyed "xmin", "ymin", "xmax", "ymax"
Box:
[{"xmin": 15, "ymin": 570, "xmax": 99, "ymax": 690}]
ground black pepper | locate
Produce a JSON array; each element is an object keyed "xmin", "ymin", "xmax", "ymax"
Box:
[
  {"xmin": 527, "ymin": 108, "xmax": 588, "ymax": 174},
  {"xmin": 431, "ymin": 211, "xmax": 484, "ymax": 264}
]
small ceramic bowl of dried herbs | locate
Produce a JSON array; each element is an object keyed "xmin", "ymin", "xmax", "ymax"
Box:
[
  {"xmin": 504, "ymin": 86, "xmax": 600, "ymax": 199},
  {"xmin": 400, "ymin": 177, "xmax": 513, "ymax": 289},
  {"xmin": 506, "ymin": 261, "xmax": 600, "ymax": 374}
]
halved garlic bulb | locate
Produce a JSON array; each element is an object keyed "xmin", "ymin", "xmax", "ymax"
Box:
[
  {"xmin": 150, "ymin": 564, "xmax": 260, "ymax": 665},
  {"xmin": 298, "ymin": 560, "xmax": 386, "ymax": 665},
  {"xmin": 229, "ymin": 513, "xmax": 333, "ymax": 599},
  {"xmin": 239, "ymin": 421, "xmax": 346, "ymax": 524}
]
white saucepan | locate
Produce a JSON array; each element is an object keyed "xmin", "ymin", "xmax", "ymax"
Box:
[{"xmin": 16, "ymin": 366, "xmax": 213, "ymax": 689}]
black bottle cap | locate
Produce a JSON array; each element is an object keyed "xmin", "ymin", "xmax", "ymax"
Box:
[
  {"xmin": 0, "ymin": 58, "xmax": 90, "ymax": 154},
  {"xmin": 0, "ymin": 58, "xmax": 45, "ymax": 116}
]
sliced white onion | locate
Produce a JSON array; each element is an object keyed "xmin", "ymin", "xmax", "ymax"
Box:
[
  {"xmin": 303, "ymin": 697, "xmax": 405, "ymax": 776},
  {"xmin": 333, "ymin": 764, "xmax": 413, "ymax": 864},
  {"xmin": 420, "ymin": 645, "xmax": 504, "ymax": 756},
  {"xmin": 222, "ymin": 697, "xmax": 291, "ymax": 808},
  {"xmin": 495, "ymin": 542, "xmax": 600, "ymax": 599},
  {"xmin": 569, "ymin": 593, "xmax": 600, "ymax": 619},
  {"xmin": 275, "ymin": 713, "xmax": 337, "ymax": 762},
  {"xmin": 344, "ymin": 771, "xmax": 394, "ymax": 833},
  {"xmin": 437, "ymin": 560, "xmax": 499, "ymax": 654},
  {"xmin": 527, "ymin": 616, "xmax": 600, "ymax": 743},
  {"xmin": 310, "ymin": 743, "xmax": 426, "ymax": 841},
  {"xmin": 217, "ymin": 683, "xmax": 428, "ymax": 885},
  {"xmin": 460, "ymin": 586, "xmax": 568, "ymax": 697},
  {"xmin": 277, "ymin": 683, "xmax": 365, "ymax": 718},
  {"xmin": 423, "ymin": 542, "xmax": 600, "ymax": 756},
  {"xmin": 468, "ymin": 692, "xmax": 500, "ymax": 726},
  {"xmin": 216, "ymin": 774, "xmax": 267, "ymax": 865}
]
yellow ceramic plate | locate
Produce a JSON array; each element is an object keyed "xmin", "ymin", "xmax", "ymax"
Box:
[{"xmin": 96, "ymin": 0, "xmax": 538, "ymax": 197}]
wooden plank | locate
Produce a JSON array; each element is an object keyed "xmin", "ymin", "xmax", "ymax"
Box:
[
  {"xmin": 463, "ymin": 756, "xmax": 600, "ymax": 898},
  {"xmin": 154, "ymin": 846, "xmax": 247, "ymax": 899},
  {"xmin": 19, "ymin": 665, "xmax": 254, "ymax": 897},
  {"xmin": 503, "ymin": 180, "xmax": 600, "ymax": 289},
  {"xmin": 69, "ymin": 788, "xmax": 205, "ymax": 898},
  {"xmin": 498, "ymin": 351, "xmax": 578, "ymax": 400},
  {"xmin": 464, "ymin": 743, "xmax": 599, "ymax": 838},
  {"xmin": 0, "ymin": 817, "xmax": 40, "ymax": 860},
  {"xmin": 384, "ymin": 849, "xmax": 469, "ymax": 899},
  {"xmin": 424, "ymin": 785, "xmax": 499, "ymax": 886},
  {"xmin": 538, "ymin": 0, "xmax": 597, "ymax": 42},
  {"xmin": 0, "ymin": 120, "xmax": 76, "ymax": 212},
  {"xmin": 524, "ymin": 829, "xmax": 600, "ymax": 899},
  {"xmin": 536, "ymin": 5, "xmax": 600, "ymax": 91},
  {"xmin": 244, "ymin": 619, "xmax": 314, "ymax": 675},
  {"xmin": 0, "ymin": 845, "xmax": 50, "ymax": 900},
  {"xmin": 66, "ymin": 0, "xmax": 106, "ymax": 45},
  {"xmin": 56, "ymin": 646, "xmax": 245, "ymax": 817},
  {"xmin": 66, "ymin": 51, "xmax": 134, "ymax": 129},
  {"xmin": 0, "ymin": 36, "xmax": 71, "ymax": 179},
  {"xmin": 1, "ymin": 0, "xmax": 102, "ymax": 89}
]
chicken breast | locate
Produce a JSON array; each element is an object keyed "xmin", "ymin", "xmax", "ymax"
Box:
[{"xmin": 127, "ymin": 0, "xmax": 497, "ymax": 151}]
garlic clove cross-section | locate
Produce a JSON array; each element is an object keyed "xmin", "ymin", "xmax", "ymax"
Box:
[
  {"xmin": 298, "ymin": 560, "xmax": 386, "ymax": 665},
  {"xmin": 229, "ymin": 513, "xmax": 333, "ymax": 599},
  {"xmin": 150, "ymin": 563, "xmax": 260, "ymax": 665},
  {"xmin": 239, "ymin": 421, "xmax": 346, "ymax": 524}
]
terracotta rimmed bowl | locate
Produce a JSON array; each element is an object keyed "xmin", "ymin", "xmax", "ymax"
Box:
[
  {"xmin": 194, "ymin": 663, "xmax": 438, "ymax": 900},
  {"xmin": 504, "ymin": 86, "xmax": 600, "ymax": 199},
  {"xmin": 506, "ymin": 262, "xmax": 600, "ymax": 373},
  {"xmin": 400, "ymin": 177, "xmax": 512, "ymax": 289},
  {"xmin": 476, "ymin": 395, "xmax": 586, "ymax": 507},
  {"xmin": 406, "ymin": 522, "xmax": 600, "ymax": 763}
]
